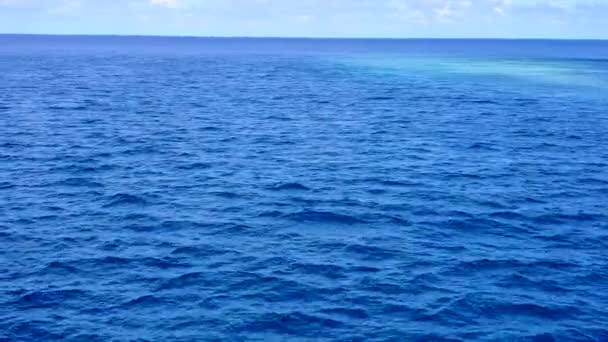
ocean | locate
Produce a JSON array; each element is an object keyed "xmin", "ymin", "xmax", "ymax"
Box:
[{"xmin": 1, "ymin": 35, "xmax": 607, "ymax": 341}]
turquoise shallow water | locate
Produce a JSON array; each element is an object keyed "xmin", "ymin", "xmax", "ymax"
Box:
[
  {"xmin": 1, "ymin": 36, "xmax": 608, "ymax": 341},
  {"xmin": 340, "ymin": 56, "xmax": 608, "ymax": 91}
]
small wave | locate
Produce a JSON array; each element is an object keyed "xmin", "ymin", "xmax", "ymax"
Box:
[
  {"xmin": 122, "ymin": 223, "xmax": 156, "ymax": 232},
  {"xmin": 34, "ymin": 214, "xmax": 59, "ymax": 221},
  {"xmin": 39, "ymin": 261, "xmax": 80, "ymax": 275},
  {"xmin": 555, "ymin": 212, "xmax": 605, "ymax": 221},
  {"xmin": 141, "ymin": 257, "xmax": 189, "ymax": 269},
  {"xmin": 103, "ymin": 193, "xmax": 147, "ymax": 207},
  {"xmin": 0, "ymin": 142, "xmax": 27, "ymax": 148},
  {"xmin": 210, "ymin": 191, "xmax": 241, "ymax": 199},
  {"xmin": 120, "ymin": 295, "xmax": 173, "ymax": 308},
  {"xmin": 412, "ymin": 334, "xmax": 463, "ymax": 342},
  {"xmin": 384, "ymin": 215, "xmax": 412, "ymax": 225},
  {"xmin": 364, "ymin": 96, "xmax": 395, "ymax": 101},
  {"xmin": 264, "ymin": 115, "xmax": 293, "ymax": 121},
  {"xmin": 159, "ymin": 220, "xmax": 213, "ymax": 231},
  {"xmin": 4, "ymin": 321, "xmax": 63, "ymax": 341},
  {"xmin": 199, "ymin": 125, "xmax": 222, "ymax": 131},
  {"xmin": 351, "ymin": 266, "xmax": 381, "ymax": 273},
  {"xmin": 289, "ymin": 263, "xmax": 346, "ymax": 279},
  {"xmin": 514, "ymin": 97, "xmax": 540, "ymax": 105},
  {"xmin": 465, "ymin": 99, "xmax": 498, "ymax": 105},
  {"xmin": 0, "ymin": 182, "xmax": 15, "ymax": 189},
  {"xmin": 380, "ymin": 303, "xmax": 416, "ymax": 315},
  {"xmin": 574, "ymin": 271, "xmax": 608, "ymax": 283},
  {"xmin": 14, "ymin": 218, "xmax": 35, "ymax": 225},
  {"xmin": 366, "ymin": 188, "xmax": 386, "ymax": 194},
  {"xmin": 419, "ymin": 241, "xmax": 467, "ymax": 252},
  {"xmin": 532, "ymin": 212, "xmax": 604, "ymax": 226},
  {"xmin": 219, "ymin": 224, "xmax": 255, "ymax": 235},
  {"xmin": 379, "ymin": 179, "xmax": 419, "ymax": 187},
  {"xmin": 521, "ymin": 197, "xmax": 547, "ymax": 204},
  {"xmin": 360, "ymin": 278, "xmax": 405, "ymax": 295},
  {"xmin": 269, "ymin": 182, "xmax": 310, "ymax": 191},
  {"xmin": 75, "ymin": 255, "xmax": 185, "ymax": 270},
  {"xmin": 284, "ymin": 210, "xmax": 365, "ymax": 224},
  {"xmin": 46, "ymin": 104, "xmax": 88, "ymax": 111},
  {"xmin": 437, "ymin": 218, "xmax": 513, "ymax": 232},
  {"xmin": 497, "ymin": 274, "xmax": 569, "ymax": 293},
  {"xmin": 171, "ymin": 245, "xmax": 233, "ymax": 258},
  {"xmin": 257, "ymin": 210, "xmax": 283, "ymax": 218},
  {"xmin": 93, "ymin": 256, "xmax": 131, "ymax": 265},
  {"xmin": 50, "ymin": 163, "xmax": 116, "ymax": 173},
  {"xmin": 443, "ymin": 173, "xmax": 482, "ymax": 179},
  {"xmin": 468, "ymin": 142, "xmax": 499, "ymax": 151},
  {"xmin": 409, "ymin": 272, "xmax": 441, "ymax": 284},
  {"xmin": 321, "ymin": 307, "xmax": 369, "ymax": 319},
  {"xmin": 533, "ymin": 214, "xmax": 566, "ymax": 225},
  {"xmin": 228, "ymin": 274, "xmax": 328, "ymax": 302},
  {"xmin": 157, "ymin": 272, "xmax": 214, "ymax": 290},
  {"xmin": 414, "ymin": 294, "xmax": 578, "ymax": 327},
  {"xmin": 120, "ymin": 146, "xmax": 159, "ymax": 156},
  {"xmin": 16, "ymin": 289, "xmax": 86, "ymax": 308},
  {"xmin": 490, "ymin": 211, "xmax": 526, "ymax": 220},
  {"xmin": 176, "ymin": 162, "xmax": 212, "ymax": 170},
  {"xmin": 448, "ymin": 259, "xmax": 577, "ymax": 274},
  {"xmin": 241, "ymin": 312, "xmax": 344, "ymax": 335},
  {"xmin": 121, "ymin": 213, "xmax": 156, "ymax": 221},
  {"xmin": 412, "ymin": 208, "xmax": 440, "ymax": 216},
  {"xmin": 53, "ymin": 177, "xmax": 104, "ymax": 188},
  {"xmin": 453, "ymin": 296, "xmax": 579, "ymax": 320},
  {"xmin": 344, "ymin": 244, "xmax": 399, "ymax": 261},
  {"xmin": 444, "ymin": 210, "xmax": 475, "ymax": 218},
  {"xmin": 578, "ymin": 178, "xmax": 608, "ymax": 185}
]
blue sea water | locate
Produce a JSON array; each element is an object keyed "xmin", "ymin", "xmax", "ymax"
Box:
[{"xmin": 1, "ymin": 35, "xmax": 608, "ymax": 341}]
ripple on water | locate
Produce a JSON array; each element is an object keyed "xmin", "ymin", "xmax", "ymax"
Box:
[
  {"xmin": 103, "ymin": 193, "xmax": 148, "ymax": 207},
  {"xmin": 284, "ymin": 210, "xmax": 366, "ymax": 224},
  {"xmin": 15, "ymin": 290, "xmax": 87, "ymax": 309},
  {"xmin": 268, "ymin": 182, "xmax": 311, "ymax": 191}
]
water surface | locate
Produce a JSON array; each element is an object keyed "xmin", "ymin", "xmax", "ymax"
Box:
[{"xmin": 1, "ymin": 36, "xmax": 608, "ymax": 341}]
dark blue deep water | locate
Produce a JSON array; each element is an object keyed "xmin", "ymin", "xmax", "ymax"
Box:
[{"xmin": 1, "ymin": 35, "xmax": 608, "ymax": 341}]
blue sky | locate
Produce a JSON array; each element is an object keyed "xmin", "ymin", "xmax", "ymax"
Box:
[{"xmin": 0, "ymin": 0, "xmax": 606, "ymax": 38}]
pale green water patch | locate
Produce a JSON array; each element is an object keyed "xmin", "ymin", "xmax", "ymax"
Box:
[{"xmin": 335, "ymin": 55, "xmax": 608, "ymax": 92}]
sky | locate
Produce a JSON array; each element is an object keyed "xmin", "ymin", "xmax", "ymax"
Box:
[{"xmin": 0, "ymin": 0, "xmax": 607, "ymax": 39}]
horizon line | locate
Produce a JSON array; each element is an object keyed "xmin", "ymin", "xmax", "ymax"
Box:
[{"xmin": 1, "ymin": 33, "xmax": 607, "ymax": 41}]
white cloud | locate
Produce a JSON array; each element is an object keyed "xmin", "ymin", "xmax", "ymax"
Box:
[
  {"xmin": 149, "ymin": 0, "xmax": 182, "ymax": 9},
  {"xmin": 387, "ymin": 0, "xmax": 500, "ymax": 22},
  {"xmin": 1, "ymin": 0, "xmax": 607, "ymax": 38},
  {"xmin": 47, "ymin": 0, "xmax": 82, "ymax": 14}
]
